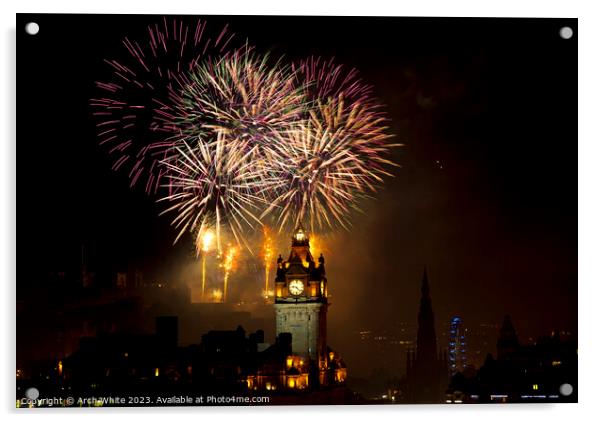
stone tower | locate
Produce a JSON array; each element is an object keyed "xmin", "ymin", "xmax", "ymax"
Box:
[{"xmin": 274, "ymin": 224, "xmax": 328, "ymax": 371}]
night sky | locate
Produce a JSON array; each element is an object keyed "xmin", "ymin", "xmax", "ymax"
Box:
[{"xmin": 18, "ymin": 14, "xmax": 576, "ymax": 375}]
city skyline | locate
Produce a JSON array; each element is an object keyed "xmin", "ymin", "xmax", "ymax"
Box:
[{"xmin": 17, "ymin": 14, "xmax": 577, "ymax": 405}]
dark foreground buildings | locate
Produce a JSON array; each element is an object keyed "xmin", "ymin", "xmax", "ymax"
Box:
[
  {"xmin": 17, "ymin": 227, "xmax": 350, "ymax": 407},
  {"xmin": 397, "ymin": 270, "xmax": 577, "ymax": 405},
  {"xmin": 45, "ymin": 319, "xmax": 348, "ymax": 405},
  {"xmin": 446, "ymin": 315, "xmax": 577, "ymax": 403},
  {"xmin": 16, "ymin": 231, "xmax": 577, "ymax": 406}
]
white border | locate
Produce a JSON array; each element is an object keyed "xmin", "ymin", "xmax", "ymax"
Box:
[{"xmin": 2, "ymin": 1, "xmax": 599, "ymax": 421}]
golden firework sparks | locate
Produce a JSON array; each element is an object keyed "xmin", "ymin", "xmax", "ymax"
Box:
[
  {"xmin": 196, "ymin": 229, "xmax": 214, "ymax": 301},
  {"xmin": 221, "ymin": 244, "xmax": 239, "ymax": 302},
  {"xmin": 262, "ymin": 226, "xmax": 274, "ymax": 299}
]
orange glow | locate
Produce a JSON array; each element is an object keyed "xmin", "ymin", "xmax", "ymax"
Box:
[
  {"xmin": 335, "ymin": 368, "xmax": 347, "ymax": 383},
  {"xmin": 223, "ymin": 245, "xmax": 238, "ymax": 273},
  {"xmin": 211, "ymin": 288, "xmax": 223, "ymax": 302},
  {"xmin": 200, "ymin": 230, "xmax": 214, "ymax": 253},
  {"xmin": 201, "ymin": 255, "xmax": 207, "ymax": 301},
  {"xmin": 196, "ymin": 230, "xmax": 214, "ymax": 301},
  {"xmin": 58, "ymin": 360, "xmax": 63, "ymax": 376},
  {"xmin": 309, "ymin": 233, "xmax": 328, "ymax": 258},
  {"xmin": 221, "ymin": 245, "xmax": 239, "ymax": 302},
  {"xmin": 262, "ymin": 226, "xmax": 274, "ymax": 298}
]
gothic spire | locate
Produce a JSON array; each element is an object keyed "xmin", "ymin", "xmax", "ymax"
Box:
[
  {"xmin": 416, "ymin": 266, "xmax": 437, "ymax": 363},
  {"xmin": 419, "ymin": 266, "xmax": 433, "ymax": 318}
]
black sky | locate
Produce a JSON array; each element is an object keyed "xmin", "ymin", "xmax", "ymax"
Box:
[{"xmin": 18, "ymin": 14, "xmax": 577, "ymax": 371}]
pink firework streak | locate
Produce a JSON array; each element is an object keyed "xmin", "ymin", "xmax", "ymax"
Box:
[
  {"xmin": 292, "ymin": 56, "xmax": 398, "ymax": 173},
  {"xmin": 90, "ymin": 17, "xmax": 237, "ymax": 193},
  {"xmin": 253, "ymin": 57, "xmax": 401, "ymax": 232},
  {"xmin": 293, "ymin": 56, "xmax": 375, "ymax": 109},
  {"xmin": 156, "ymin": 46, "xmax": 308, "ymax": 163}
]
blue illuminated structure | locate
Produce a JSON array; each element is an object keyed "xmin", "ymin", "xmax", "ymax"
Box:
[{"xmin": 449, "ymin": 316, "xmax": 467, "ymax": 375}]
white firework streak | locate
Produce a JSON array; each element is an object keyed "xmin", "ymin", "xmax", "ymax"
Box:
[
  {"xmin": 160, "ymin": 47, "xmax": 308, "ymax": 162},
  {"xmin": 159, "ymin": 132, "xmax": 275, "ymax": 253},
  {"xmin": 261, "ymin": 95, "xmax": 400, "ymax": 233}
]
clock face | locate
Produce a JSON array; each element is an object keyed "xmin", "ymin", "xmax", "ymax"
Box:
[{"xmin": 288, "ymin": 280, "xmax": 304, "ymax": 296}]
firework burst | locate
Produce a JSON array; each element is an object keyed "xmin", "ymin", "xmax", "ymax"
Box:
[
  {"xmin": 220, "ymin": 244, "xmax": 239, "ymax": 302},
  {"xmin": 293, "ymin": 56, "xmax": 375, "ymax": 108},
  {"xmin": 262, "ymin": 94, "xmax": 399, "ymax": 232},
  {"xmin": 160, "ymin": 47, "xmax": 308, "ymax": 159},
  {"xmin": 159, "ymin": 133, "xmax": 274, "ymax": 254},
  {"xmin": 93, "ymin": 21, "xmax": 400, "ymax": 252},
  {"xmin": 90, "ymin": 17, "xmax": 236, "ymax": 193},
  {"xmin": 255, "ymin": 57, "xmax": 399, "ymax": 232}
]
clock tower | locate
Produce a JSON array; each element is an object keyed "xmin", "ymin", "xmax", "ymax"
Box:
[{"xmin": 274, "ymin": 224, "xmax": 328, "ymax": 372}]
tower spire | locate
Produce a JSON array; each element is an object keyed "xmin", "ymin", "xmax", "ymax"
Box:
[
  {"xmin": 407, "ymin": 266, "xmax": 447, "ymax": 403},
  {"xmin": 416, "ymin": 266, "xmax": 437, "ymax": 363},
  {"xmin": 497, "ymin": 314, "xmax": 519, "ymax": 360},
  {"xmin": 292, "ymin": 223, "xmax": 309, "ymax": 247},
  {"xmin": 421, "ymin": 266, "xmax": 430, "ymax": 298}
]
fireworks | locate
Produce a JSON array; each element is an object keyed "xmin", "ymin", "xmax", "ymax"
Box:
[
  {"xmin": 197, "ymin": 230, "xmax": 214, "ymax": 300},
  {"xmin": 257, "ymin": 58, "xmax": 399, "ymax": 232},
  {"xmin": 211, "ymin": 288, "xmax": 223, "ymax": 303},
  {"xmin": 200, "ymin": 230, "xmax": 214, "ymax": 254},
  {"xmin": 158, "ymin": 133, "xmax": 271, "ymax": 253},
  {"xmin": 91, "ymin": 17, "xmax": 236, "ymax": 193},
  {"xmin": 157, "ymin": 48, "xmax": 309, "ymax": 249},
  {"xmin": 293, "ymin": 56, "xmax": 375, "ymax": 108},
  {"xmin": 220, "ymin": 245, "xmax": 239, "ymax": 302},
  {"xmin": 262, "ymin": 226, "xmax": 274, "ymax": 299},
  {"xmin": 294, "ymin": 56, "xmax": 399, "ymax": 178},
  {"xmin": 161, "ymin": 47, "xmax": 307, "ymax": 160},
  {"xmin": 94, "ymin": 18, "xmax": 400, "ymax": 258},
  {"xmin": 262, "ymin": 98, "xmax": 398, "ymax": 232}
]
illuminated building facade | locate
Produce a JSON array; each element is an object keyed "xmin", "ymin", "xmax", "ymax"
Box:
[
  {"xmin": 272, "ymin": 224, "xmax": 344, "ymax": 387},
  {"xmin": 448, "ymin": 316, "xmax": 467, "ymax": 375}
]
